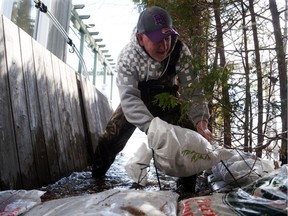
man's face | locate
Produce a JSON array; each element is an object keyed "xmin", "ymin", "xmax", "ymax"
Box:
[{"xmin": 137, "ymin": 33, "xmax": 171, "ymax": 62}]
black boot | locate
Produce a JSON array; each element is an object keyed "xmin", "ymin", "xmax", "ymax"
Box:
[
  {"xmin": 92, "ymin": 145, "xmax": 116, "ymax": 178},
  {"xmin": 176, "ymin": 175, "xmax": 197, "ymax": 194}
]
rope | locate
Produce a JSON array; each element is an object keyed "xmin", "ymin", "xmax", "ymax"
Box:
[
  {"xmin": 152, "ymin": 149, "xmax": 162, "ymax": 190},
  {"xmin": 34, "ymin": 0, "xmax": 89, "ymax": 76},
  {"xmin": 137, "ymin": 163, "xmax": 150, "ymax": 185},
  {"xmin": 220, "ymin": 160, "xmax": 241, "ymax": 188}
]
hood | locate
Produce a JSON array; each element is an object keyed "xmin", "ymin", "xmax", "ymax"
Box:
[{"xmin": 131, "ymin": 27, "xmax": 148, "ymax": 59}]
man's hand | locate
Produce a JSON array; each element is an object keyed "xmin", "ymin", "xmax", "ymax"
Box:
[{"xmin": 196, "ymin": 121, "xmax": 213, "ymax": 143}]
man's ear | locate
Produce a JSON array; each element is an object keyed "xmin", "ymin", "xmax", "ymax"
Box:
[{"xmin": 137, "ymin": 33, "xmax": 144, "ymax": 46}]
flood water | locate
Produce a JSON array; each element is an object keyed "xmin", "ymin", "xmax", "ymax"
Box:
[{"xmin": 39, "ymin": 129, "xmax": 211, "ymax": 202}]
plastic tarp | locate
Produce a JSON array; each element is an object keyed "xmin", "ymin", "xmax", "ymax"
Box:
[
  {"xmin": 23, "ymin": 189, "xmax": 179, "ymax": 216},
  {"xmin": 211, "ymin": 151, "xmax": 275, "ymax": 186},
  {"xmin": 178, "ymin": 164, "xmax": 288, "ymax": 216},
  {"xmin": 2, "ymin": 166, "xmax": 287, "ymax": 215},
  {"xmin": 0, "ymin": 190, "xmax": 45, "ymax": 216}
]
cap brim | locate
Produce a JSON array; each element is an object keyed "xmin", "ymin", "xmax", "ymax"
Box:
[{"xmin": 145, "ymin": 28, "xmax": 178, "ymax": 43}]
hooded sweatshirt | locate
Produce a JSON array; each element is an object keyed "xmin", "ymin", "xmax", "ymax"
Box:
[{"xmin": 116, "ymin": 29, "xmax": 210, "ymax": 133}]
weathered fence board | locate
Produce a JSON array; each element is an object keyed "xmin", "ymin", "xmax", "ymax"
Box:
[
  {"xmin": 0, "ymin": 16, "xmax": 21, "ymax": 189},
  {"xmin": 0, "ymin": 15, "xmax": 113, "ymax": 190},
  {"xmin": 20, "ymin": 28, "xmax": 51, "ymax": 187},
  {"xmin": 98, "ymin": 92, "xmax": 113, "ymax": 132},
  {"xmin": 33, "ymin": 38, "xmax": 61, "ymax": 183},
  {"xmin": 58, "ymin": 59, "xmax": 78, "ymax": 171},
  {"xmin": 52, "ymin": 56, "xmax": 75, "ymax": 174},
  {"xmin": 67, "ymin": 66, "xmax": 89, "ymax": 168},
  {"xmin": 43, "ymin": 47, "xmax": 64, "ymax": 181},
  {"xmin": 50, "ymin": 54, "xmax": 70, "ymax": 177},
  {"xmin": 79, "ymin": 77, "xmax": 102, "ymax": 153},
  {"xmin": 3, "ymin": 15, "xmax": 39, "ymax": 189}
]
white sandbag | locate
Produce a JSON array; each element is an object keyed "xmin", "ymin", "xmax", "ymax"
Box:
[
  {"xmin": 24, "ymin": 189, "xmax": 179, "ymax": 216},
  {"xmin": 147, "ymin": 117, "xmax": 233, "ymax": 177},
  {"xmin": 211, "ymin": 151, "xmax": 275, "ymax": 184},
  {"xmin": 124, "ymin": 142, "xmax": 152, "ymax": 186},
  {"xmin": 0, "ymin": 190, "xmax": 45, "ymax": 216},
  {"xmin": 179, "ymin": 165, "xmax": 288, "ymax": 216}
]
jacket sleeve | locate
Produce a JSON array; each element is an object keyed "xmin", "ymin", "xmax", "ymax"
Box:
[
  {"xmin": 116, "ymin": 57, "xmax": 153, "ymax": 133},
  {"xmin": 176, "ymin": 43, "xmax": 210, "ymax": 125}
]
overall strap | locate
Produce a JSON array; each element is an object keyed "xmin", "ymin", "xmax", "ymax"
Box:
[
  {"xmin": 138, "ymin": 40, "xmax": 183, "ymax": 115},
  {"xmin": 163, "ymin": 39, "xmax": 183, "ymax": 78}
]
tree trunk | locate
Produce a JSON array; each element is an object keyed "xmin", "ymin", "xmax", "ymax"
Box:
[
  {"xmin": 269, "ymin": 0, "xmax": 288, "ymax": 164},
  {"xmin": 249, "ymin": 0, "xmax": 264, "ymax": 157},
  {"xmin": 213, "ymin": 0, "xmax": 231, "ymax": 146},
  {"xmin": 241, "ymin": 2, "xmax": 252, "ymax": 152}
]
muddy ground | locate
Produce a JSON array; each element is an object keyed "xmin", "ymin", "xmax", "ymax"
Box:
[{"xmin": 39, "ymin": 130, "xmax": 212, "ymax": 202}]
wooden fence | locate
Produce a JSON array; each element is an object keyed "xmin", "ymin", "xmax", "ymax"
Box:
[{"xmin": 0, "ymin": 15, "xmax": 113, "ymax": 190}]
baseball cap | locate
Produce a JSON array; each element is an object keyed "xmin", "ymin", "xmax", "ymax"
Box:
[{"xmin": 137, "ymin": 6, "xmax": 178, "ymax": 43}]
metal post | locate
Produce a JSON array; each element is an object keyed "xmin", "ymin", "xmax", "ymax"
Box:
[
  {"xmin": 78, "ymin": 31, "xmax": 84, "ymax": 73},
  {"xmin": 110, "ymin": 73, "xmax": 114, "ymax": 101},
  {"xmin": 103, "ymin": 64, "xmax": 107, "ymax": 84},
  {"xmin": 92, "ymin": 51, "xmax": 98, "ymax": 85}
]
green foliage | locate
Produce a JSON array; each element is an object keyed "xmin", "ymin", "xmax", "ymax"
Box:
[
  {"xmin": 200, "ymin": 65, "xmax": 232, "ymax": 99},
  {"xmin": 152, "ymin": 91, "xmax": 206, "ymax": 124},
  {"xmin": 182, "ymin": 149, "xmax": 211, "ymax": 162},
  {"xmin": 131, "ymin": 0, "xmax": 148, "ymax": 10},
  {"xmin": 152, "ymin": 92, "xmax": 181, "ymax": 111}
]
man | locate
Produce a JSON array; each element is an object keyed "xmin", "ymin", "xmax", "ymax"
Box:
[{"xmin": 92, "ymin": 6, "xmax": 212, "ymax": 193}]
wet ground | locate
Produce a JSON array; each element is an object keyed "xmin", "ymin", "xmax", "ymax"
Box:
[{"xmin": 39, "ymin": 129, "xmax": 211, "ymax": 202}]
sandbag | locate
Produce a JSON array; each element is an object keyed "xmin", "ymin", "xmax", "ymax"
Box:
[
  {"xmin": 24, "ymin": 189, "xmax": 179, "ymax": 216},
  {"xmin": 147, "ymin": 117, "xmax": 234, "ymax": 177},
  {"xmin": 179, "ymin": 165, "xmax": 288, "ymax": 216},
  {"xmin": 0, "ymin": 190, "xmax": 45, "ymax": 216},
  {"xmin": 211, "ymin": 151, "xmax": 275, "ymax": 185},
  {"xmin": 124, "ymin": 142, "xmax": 152, "ymax": 186}
]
